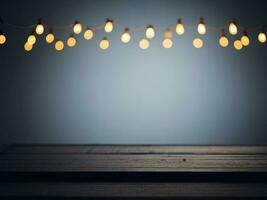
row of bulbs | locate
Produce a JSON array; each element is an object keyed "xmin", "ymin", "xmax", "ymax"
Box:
[{"xmin": 0, "ymin": 18, "xmax": 266, "ymax": 51}]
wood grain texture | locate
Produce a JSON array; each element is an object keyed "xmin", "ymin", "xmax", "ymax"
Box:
[
  {"xmin": 0, "ymin": 145, "xmax": 267, "ymax": 172},
  {"xmin": 1, "ymin": 182, "xmax": 267, "ymax": 197}
]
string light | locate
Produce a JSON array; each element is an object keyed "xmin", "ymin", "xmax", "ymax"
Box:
[
  {"xmin": 241, "ymin": 31, "xmax": 250, "ymax": 46},
  {"xmin": 104, "ymin": 20, "xmax": 113, "ymax": 33},
  {"xmin": 55, "ymin": 40, "xmax": 64, "ymax": 51},
  {"xmin": 258, "ymin": 32, "xmax": 266, "ymax": 43},
  {"xmin": 193, "ymin": 38, "xmax": 203, "ymax": 48},
  {"xmin": 99, "ymin": 37, "xmax": 109, "ymax": 50},
  {"xmin": 0, "ymin": 33, "xmax": 6, "ymax": 45},
  {"xmin": 24, "ymin": 42, "xmax": 33, "ymax": 51},
  {"xmin": 139, "ymin": 38, "xmax": 149, "ymax": 49},
  {"xmin": 219, "ymin": 30, "xmax": 229, "ymax": 47},
  {"xmin": 229, "ymin": 21, "xmax": 238, "ymax": 35},
  {"xmin": 121, "ymin": 28, "xmax": 131, "ymax": 43},
  {"xmin": 197, "ymin": 18, "xmax": 206, "ymax": 35},
  {"xmin": 234, "ymin": 40, "xmax": 243, "ymax": 50},
  {"xmin": 67, "ymin": 35, "xmax": 76, "ymax": 47},
  {"xmin": 176, "ymin": 19, "xmax": 185, "ymax": 35},
  {"xmin": 84, "ymin": 28, "xmax": 93, "ymax": 40},
  {"xmin": 27, "ymin": 33, "xmax": 36, "ymax": 45},
  {"xmin": 162, "ymin": 28, "xmax": 173, "ymax": 48},
  {"xmin": 45, "ymin": 32, "xmax": 55, "ymax": 44},
  {"xmin": 73, "ymin": 22, "xmax": 82, "ymax": 34},
  {"xmin": 146, "ymin": 25, "xmax": 155, "ymax": 39},
  {"xmin": 35, "ymin": 20, "xmax": 44, "ymax": 35}
]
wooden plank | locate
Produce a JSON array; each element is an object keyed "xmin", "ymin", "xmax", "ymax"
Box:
[
  {"xmin": 1, "ymin": 182, "xmax": 267, "ymax": 197},
  {"xmin": 1, "ymin": 154, "xmax": 267, "ymax": 172},
  {"xmin": 6, "ymin": 144, "xmax": 267, "ymax": 155}
]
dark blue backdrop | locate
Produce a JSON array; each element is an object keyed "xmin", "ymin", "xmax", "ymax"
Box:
[{"xmin": 0, "ymin": 0, "xmax": 267, "ymax": 144}]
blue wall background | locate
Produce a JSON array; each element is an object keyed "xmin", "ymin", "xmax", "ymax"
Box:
[{"xmin": 0, "ymin": 0, "xmax": 267, "ymax": 144}]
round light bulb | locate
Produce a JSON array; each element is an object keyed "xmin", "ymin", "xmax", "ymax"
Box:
[
  {"xmin": 219, "ymin": 36, "xmax": 229, "ymax": 47},
  {"xmin": 104, "ymin": 21, "xmax": 113, "ymax": 33},
  {"xmin": 45, "ymin": 33, "xmax": 55, "ymax": 44},
  {"xmin": 84, "ymin": 28, "xmax": 93, "ymax": 40},
  {"xmin": 121, "ymin": 31, "xmax": 131, "ymax": 43},
  {"xmin": 162, "ymin": 38, "xmax": 173, "ymax": 49},
  {"xmin": 241, "ymin": 35, "xmax": 250, "ymax": 46},
  {"xmin": 73, "ymin": 22, "xmax": 82, "ymax": 34},
  {"xmin": 139, "ymin": 39, "xmax": 149, "ymax": 49},
  {"xmin": 27, "ymin": 34, "xmax": 36, "ymax": 45},
  {"xmin": 258, "ymin": 32, "xmax": 266, "ymax": 43},
  {"xmin": 36, "ymin": 24, "xmax": 44, "ymax": 35},
  {"xmin": 146, "ymin": 26, "xmax": 155, "ymax": 39},
  {"xmin": 193, "ymin": 38, "xmax": 203, "ymax": 48},
  {"xmin": 99, "ymin": 38, "xmax": 109, "ymax": 50},
  {"xmin": 67, "ymin": 36, "xmax": 76, "ymax": 47},
  {"xmin": 24, "ymin": 42, "xmax": 33, "ymax": 51},
  {"xmin": 197, "ymin": 23, "xmax": 206, "ymax": 35},
  {"xmin": 176, "ymin": 23, "xmax": 185, "ymax": 35},
  {"xmin": 229, "ymin": 22, "xmax": 238, "ymax": 35},
  {"xmin": 0, "ymin": 34, "xmax": 6, "ymax": 45},
  {"xmin": 55, "ymin": 40, "xmax": 64, "ymax": 51},
  {"xmin": 234, "ymin": 40, "xmax": 243, "ymax": 50}
]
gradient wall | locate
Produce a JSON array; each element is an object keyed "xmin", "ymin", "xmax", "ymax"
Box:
[{"xmin": 0, "ymin": 0, "xmax": 267, "ymax": 144}]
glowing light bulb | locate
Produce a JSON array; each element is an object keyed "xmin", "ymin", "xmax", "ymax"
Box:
[
  {"xmin": 162, "ymin": 38, "xmax": 173, "ymax": 48},
  {"xmin": 139, "ymin": 39, "xmax": 149, "ymax": 49},
  {"xmin": 73, "ymin": 22, "xmax": 82, "ymax": 34},
  {"xmin": 121, "ymin": 29, "xmax": 131, "ymax": 43},
  {"xmin": 229, "ymin": 22, "xmax": 238, "ymax": 35},
  {"xmin": 55, "ymin": 40, "xmax": 64, "ymax": 51},
  {"xmin": 197, "ymin": 18, "xmax": 206, "ymax": 35},
  {"xmin": 0, "ymin": 34, "xmax": 6, "ymax": 45},
  {"xmin": 27, "ymin": 34, "xmax": 36, "ymax": 45},
  {"xmin": 164, "ymin": 29, "xmax": 173, "ymax": 39},
  {"xmin": 35, "ymin": 23, "xmax": 44, "ymax": 35},
  {"xmin": 219, "ymin": 35, "xmax": 229, "ymax": 47},
  {"xmin": 104, "ymin": 20, "xmax": 113, "ymax": 33},
  {"xmin": 24, "ymin": 42, "xmax": 33, "ymax": 51},
  {"xmin": 234, "ymin": 40, "xmax": 243, "ymax": 50},
  {"xmin": 241, "ymin": 33, "xmax": 250, "ymax": 46},
  {"xmin": 84, "ymin": 28, "xmax": 93, "ymax": 40},
  {"xmin": 193, "ymin": 38, "xmax": 203, "ymax": 48},
  {"xmin": 46, "ymin": 33, "xmax": 55, "ymax": 44},
  {"xmin": 176, "ymin": 19, "xmax": 185, "ymax": 35},
  {"xmin": 99, "ymin": 38, "xmax": 109, "ymax": 50},
  {"xmin": 258, "ymin": 32, "xmax": 266, "ymax": 43},
  {"xmin": 67, "ymin": 36, "xmax": 76, "ymax": 47},
  {"xmin": 146, "ymin": 26, "xmax": 155, "ymax": 39}
]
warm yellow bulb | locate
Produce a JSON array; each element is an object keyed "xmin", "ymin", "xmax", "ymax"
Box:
[
  {"xmin": 139, "ymin": 39, "xmax": 149, "ymax": 49},
  {"xmin": 176, "ymin": 23, "xmax": 185, "ymax": 35},
  {"xmin": 162, "ymin": 38, "xmax": 173, "ymax": 49},
  {"xmin": 84, "ymin": 28, "xmax": 93, "ymax": 40},
  {"xmin": 104, "ymin": 21, "xmax": 113, "ymax": 33},
  {"xmin": 258, "ymin": 32, "xmax": 266, "ymax": 43},
  {"xmin": 229, "ymin": 23, "xmax": 238, "ymax": 35},
  {"xmin": 55, "ymin": 40, "xmax": 64, "ymax": 51},
  {"xmin": 197, "ymin": 23, "xmax": 206, "ymax": 35},
  {"xmin": 121, "ymin": 31, "xmax": 131, "ymax": 43},
  {"xmin": 27, "ymin": 34, "xmax": 36, "ymax": 45},
  {"xmin": 99, "ymin": 38, "xmax": 109, "ymax": 50},
  {"xmin": 73, "ymin": 22, "xmax": 82, "ymax": 34},
  {"xmin": 146, "ymin": 26, "xmax": 155, "ymax": 39},
  {"xmin": 241, "ymin": 35, "xmax": 250, "ymax": 46},
  {"xmin": 0, "ymin": 34, "xmax": 6, "ymax": 45},
  {"xmin": 46, "ymin": 33, "xmax": 55, "ymax": 44},
  {"xmin": 67, "ymin": 36, "xmax": 76, "ymax": 47},
  {"xmin": 234, "ymin": 40, "xmax": 243, "ymax": 50},
  {"xmin": 193, "ymin": 38, "xmax": 203, "ymax": 48},
  {"xmin": 36, "ymin": 24, "xmax": 44, "ymax": 35},
  {"xmin": 219, "ymin": 36, "xmax": 229, "ymax": 47},
  {"xmin": 24, "ymin": 42, "xmax": 33, "ymax": 51}
]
